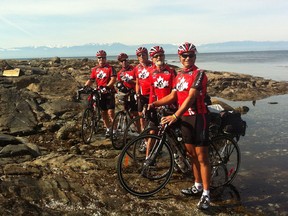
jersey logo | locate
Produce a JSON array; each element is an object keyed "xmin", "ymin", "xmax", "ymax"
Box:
[
  {"xmin": 176, "ymin": 77, "xmax": 188, "ymax": 91},
  {"xmin": 97, "ymin": 70, "xmax": 107, "ymax": 79},
  {"xmin": 154, "ymin": 76, "xmax": 169, "ymax": 89},
  {"xmin": 138, "ymin": 68, "xmax": 149, "ymax": 79},
  {"xmin": 121, "ymin": 74, "xmax": 133, "ymax": 82}
]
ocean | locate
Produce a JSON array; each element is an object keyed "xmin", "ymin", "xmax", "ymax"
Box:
[
  {"xmin": 89, "ymin": 50, "xmax": 288, "ymax": 81},
  {"xmin": 164, "ymin": 50, "xmax": 288, "ymax": 81}
]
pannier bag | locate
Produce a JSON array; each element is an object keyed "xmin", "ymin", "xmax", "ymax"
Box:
[{"xmin": 220, "ymin": 111, "xmax": 247, "ymax": 136}]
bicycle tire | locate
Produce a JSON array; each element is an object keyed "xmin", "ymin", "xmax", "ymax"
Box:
[
  {"xmin": 122, "ymin": 115, "xmax": 143, "ymax": 147},
  {"xmin": 81, "ymin": 108, "xmax": 94, "ymax": 144},
  {"xmin": 117, "ymin": 134, "xmax": 174, "ymax": 197},
  {"xmin": 93, "ymin": 106, "xmax": 101, "ymax": 133},
  {"xmin": 111, "ymin": 111, "xmax": 128, "ymax": 150},
  {"xmin": 209, "ymin": 135, "xmax": 241, "ymax": 186}
]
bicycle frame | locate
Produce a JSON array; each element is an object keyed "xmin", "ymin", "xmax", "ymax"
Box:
[{"xmin": 144, "ymin": 122, "xmax": 191, "ymax": 173}]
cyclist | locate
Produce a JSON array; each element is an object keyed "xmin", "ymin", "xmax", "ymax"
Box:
[
  {"xmin": 84, "ymin": 50, "xmax": 117, "ymax": 138},
  {"xmin": 145, "ymin": 46, "xmax": 177, "ymax": 155},
  {"xmin": 116, "ymin": 53, "xmax": 138, "ymax": 118},
  {"xmin": 148, "ymin": 42, "xmax": 211, "ymax": 210},
  {"xmin": 134, "ymin": 47, "xmax": 153, "ymax": 132}
]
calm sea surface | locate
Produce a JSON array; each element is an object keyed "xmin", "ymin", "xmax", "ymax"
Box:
[
  {"xmin": 164, "ymin": 50, "xmax": 288, "ymax": 81},
  {"xmin": 217, "ymin": 95, "xmax": 288, "ymax": 214},
  {"xmin": 96, "ymin": 50, "xmax": 288, "ymax": 81}
]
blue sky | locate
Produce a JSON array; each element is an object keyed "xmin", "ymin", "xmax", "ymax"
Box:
[{"xmin": 0, "ymin": 0, "xmax": 287, "ymax": 49}]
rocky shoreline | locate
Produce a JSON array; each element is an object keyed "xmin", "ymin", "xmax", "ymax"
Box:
[{"xmin": 0, "ymin": 57, "xmax": 287, "ymax": 215}]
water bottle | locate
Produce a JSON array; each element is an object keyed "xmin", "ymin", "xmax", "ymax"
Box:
[
  {"xmin": 174, "ymin": 153, "xmax": 186, "ymax": 173},
  {"xmin": 175, "ymin": 128, "xmax": 183, "ymax": 142}
]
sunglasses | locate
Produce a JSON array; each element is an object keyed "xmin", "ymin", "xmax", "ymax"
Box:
[
  {"xmin": 153, "ymin": 54, "xmax": 164, "ymax": 58},
  {"xmin": 181, "ymin": 53, "xmax": 195, "ymax": 59},
  {"xmin": 97, "ymin": 57, "xmax": 106, "ymax": 59},
  {"xmin": 119, "ymin": 59, "xmax": 127, "ymax": 62},
  {"xmin": 137, "ymin": 53, "xmax": 146, "ymax": 57}
]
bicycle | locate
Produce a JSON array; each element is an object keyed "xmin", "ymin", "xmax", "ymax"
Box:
[
  {"xmin": 110, "ymin": 89, "xmax": 143, "ymax": 150},
  {"xmin": 117, "ymin": 108, "xmax": 241, "ymax": 197},
  {"xmin": 77, "ymin": 86, "xmax": 108, "ymax": 144}
]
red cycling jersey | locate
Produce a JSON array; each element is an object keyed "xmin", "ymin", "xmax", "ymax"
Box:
[
  {"xmin": 134, "ymin": 61, "xmax": 153, "ymax": 96},
  {"xmin": 149, "ymin": 64, "xmax": 176, "ymax": 103},
  {"xmin": 174, "ymin": 65, "xmax": 208, "ymax": 115},
  {"xmin": 90, "ymin": 63, "xmax": 117, "ymax": 88},
  {"xmin": 117, "ymin": 65, "xmax": 136, "ymax": 90}
]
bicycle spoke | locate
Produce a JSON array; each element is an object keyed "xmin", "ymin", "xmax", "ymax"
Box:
[
  {"xmin": 111, "ymin": 111, "xmax": 127, "ymax": 149},
  {"xmin": 210, "ymin": 135, "xmax": 241, "ymax": 186},
  {"xmin": 123, "ymin": 115, "xmax": 143, "ymax": 145},
  {"xmin": 81, "ymin": 108, "xmax": 94, "ymax": 144}
]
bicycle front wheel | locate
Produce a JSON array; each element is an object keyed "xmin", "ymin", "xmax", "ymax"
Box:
[
  {"xmin": 122, "ymin": 115, "xmax": 143, "ymax": 146},
  {"xmin": 117, "ymin": 134, "xmax": 174, "ymax": 197},
  {"xmin": 209, "ymin": 135, "xmax": 241, "ymax": 186},
  {"xmin": 81, "ymin": 108, "xmax": 94, "ymax": 144},
  {"xmin": 93, "ymin": 106, "xmax": 101, "ymax": 134},
  {"xmin": 111, "ymin": 111, "xmax": 128, "ymax": 150}
]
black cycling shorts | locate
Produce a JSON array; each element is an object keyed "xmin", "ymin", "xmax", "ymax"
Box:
[
  {"xmin": 137, "ymin": 95, "xmax": 149, "ymax": 112},
  {"xmin": 180, "ymin": 114, "xmax": 209, "ymax": 146},
  {"xmin": 99, "ymin": 93, "xmax": 115, "ymax": 110},
  {"xmin": 124, "ymin": 94, "xmax": 138, "ymax": 112}
]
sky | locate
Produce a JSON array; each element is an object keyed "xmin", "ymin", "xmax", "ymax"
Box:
[{"xmin": 0, "ymin": 0, "xmax": 288, "ymax": 49}]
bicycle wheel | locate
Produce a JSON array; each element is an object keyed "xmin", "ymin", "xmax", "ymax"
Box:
[
  {"xmin": 117, "ymin": 134, "xmax": 174, "ymax": 197},
  {"xmin": 122, "ymin": 115, "xmax": 143, "ymax": 146},
  {"xmin": 81, "ymin": 108, "xmax": 94, "ymax": 144},
  {"xmin": 93, "ymin": 106, "xmax": 101, "ymax": 133},
  {"xmin": 209, "ymin": 135, "xmax": 241, "ymax": 186},
  {"xmin": 111, "ymin": 111, "xmax": 128, "ymax": 150},
  {"xmin": 210, "ymin": 164, "xmax": 228, "ymax": 188}
]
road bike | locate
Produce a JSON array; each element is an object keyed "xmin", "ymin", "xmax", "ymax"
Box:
[
  {"xmin": 117, "ymin": 108, "xmax": 241, "ymax": 197},
  {"xmin": 77, "ymin": 86, "xmax": 107, "ymax": 144},
  {"xmin": 110, "ymin": 89, "xmax": 142, "ymax": 149}
]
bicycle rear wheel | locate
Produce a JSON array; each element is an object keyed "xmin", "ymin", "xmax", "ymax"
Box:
[
  {"xmin": 210, "ymin": 164, "xmax": 228, "ymax": 188},
  {"xmin": 117, "ymin": 134, "xmax": 174, "ymax": 197},
  {"xmin": 209, "ymin": 135, "xmax": 241, "ymax": 186},
  {"xmin": 111, "ymin": 111, "xmax": 128, "ymax": 149},
  {"xmin": 81, "ymin": 108, "xmax": 94, "ymax": 144}
]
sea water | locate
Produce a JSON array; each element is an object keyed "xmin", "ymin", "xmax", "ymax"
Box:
[
  {"xmin": 219, "ymin": 95, "xmax": 288, "ymax": 214},
  {"xmin": 105, "ymin": 50, "xmax": 288, "ymax": 81},
  {"xmin": 164, "ymin": 50, "xmax": 288, "ymax": 81}
]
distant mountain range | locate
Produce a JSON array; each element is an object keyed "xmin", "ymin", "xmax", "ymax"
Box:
[{"xmin": 1, "ymin": 41, "xmax": 288, "ymax": 59}]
